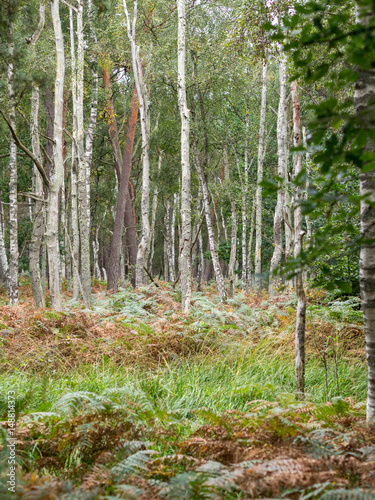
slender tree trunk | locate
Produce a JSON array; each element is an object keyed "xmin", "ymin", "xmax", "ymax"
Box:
[
  {"xmin": 47, "ymin": 0, "xmax": 65, "ymax": 311},
  {"xmin": 254, "ymin": 59, "xmax": 268, "ymax": 288},
  {"xmin": 123, "ymin": 1, "xmax": 150, "ymax": 287},
  {"xmin": 291, "ymin": 80, "xmax": 306, "ymax": 400},
  {"xmin": 355, "ymin": 1, "xmax": 375, "ymax": 423},
  {"xmin": 269, "ymin": 53, "xmax": 287, "ymax": 297},
  {"xmin": 29, "ymin": 4, "xmax": 45, "ymax": 308},
  {"xmin": 165, "ymin": 197, "xmax": 175, "ymax": 283},
  {"xmin": 0, "ymin": 200, "xmax": 8, "ymax": 283},
  {"xmin": 163, "ymin": 232, "xmax": 169, "ymax": 281},
  {"xmin": 171, "ymin": 194, "xmax": 177, "ymax": 278},
  {"xmin": 246, "ymin": 191, "xmax": 256, "ymax": 290},
  {"xmin": 148, "ymin": 151, "xmax": 162, "ymax": 270},
  {"xmin": 107, "ymin": 84, "xmax": 139, "ymax": 291},
  {"xmin": 197, "ymin": 227, "xmax": 204, "ymax": 292},
  {"xmin": 125, "ymin": 183, "xmax": 137, "ymax": 287},
  {"xmin": 7, "ymin": 23, "xmax": 18, "ymax": 305},
  {"xmin": 75, "ymin": 0, "xmax": 91, "ymax": 307},
  {"xmin": 85, "ymin": 0, "xmax": 98, "ymax": 236},
  {"xmin": 242, "ymin": 115, "xmax": 249, "ymax": 288},
  {"xmin": 302, "ymin": 126, "xmax": 312, "ymax": 242},
  {"xmin": 194, "ymin": 143, "xmax": 227, "ymax": 302},
  {"xmin": 177, "ymin": 0, "xmax": 191, "ymax": 312},
  {"xmin": 224, "ymin": 144, "xmax": 237, "ymax": 298},
  {"xmin": 69, "ymin": 8, "xmax": 80, "ymax": 300}
]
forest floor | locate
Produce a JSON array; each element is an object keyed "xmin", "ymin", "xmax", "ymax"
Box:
[{"xmin": 0, "ymin": 278, "xmax": 374, "ymax": 499}]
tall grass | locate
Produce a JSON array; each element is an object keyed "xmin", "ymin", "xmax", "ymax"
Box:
[{"xmin": 0, "ymin": 340, "xmax": 367, "ymax": 420}]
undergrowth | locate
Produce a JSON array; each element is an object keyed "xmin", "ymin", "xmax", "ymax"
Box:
[{"xmin": 0, "ymin": 281, "xmax": 372, "ymax": 498}]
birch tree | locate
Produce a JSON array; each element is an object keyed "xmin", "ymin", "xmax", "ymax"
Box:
[
  {"xmin": 291, "ymin": 80, "xmax": 306, "ymax": 400},
  {"xmin": 355, "ymin": 0, "xmax": 375, "ymax": 423},
  {"xmin": 254, "ymin": 59, "xmax": 268, "ymax": 287},
  {"xmin": 177, "ymin": 0, "xmax": 191, "ymax": 313},
  {"xmin": 29, "ymin": 4, "xmax": 46, "ymax": 308},
  {"xmin": 0, "ymin": 197, "xmax": 8, "ymax": 285},
  {"xmin": 69, "ymin": 7, "xmax": 80, "ymax": 299},
  {"xmin": 224, "ymin": 144, "xmax": 237, "ymax": 298},
  {"xmin": 269, "ymin": 52, "xmax": 287, "ymax": 297},
  {"xmin": 76, "ymin": 0, "xmax": 91, "ymax": 307},
  {"xmin": 123, "ymin": 0, "xmax": 150, "ymax": 288},
  {"xmin": 47, "ymin": 0, "xmax": 65, "ymax": 311},
  {"xmin": 194, "ymin": 143, "xmax": 227, "ymax": 303},
  {"xmin": 7, "ymin": 22, "xmax": 18, "ymax": 305}
]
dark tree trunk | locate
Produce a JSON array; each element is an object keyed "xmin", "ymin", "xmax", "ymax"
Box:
[
  {"xmin": 106, "ymin": 82, "xmax": 139, "ymax": 291},
  {"xmin": 125, "ymin": 182, "xmax": 137, "ymax": 288}
]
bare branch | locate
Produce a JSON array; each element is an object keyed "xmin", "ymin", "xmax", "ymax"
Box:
[{"xmin": 0, "ymin": 110, "xmax": 51, "ymax": 189}]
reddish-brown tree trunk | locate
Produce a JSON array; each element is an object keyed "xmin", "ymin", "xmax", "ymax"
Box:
[
  {"xmin": 106, "ymin": 82, "xmax": 139, "ymax": 291},
  {"xmin": 124, "ymin": 181, "xmax": 137, "ymax": 288}
]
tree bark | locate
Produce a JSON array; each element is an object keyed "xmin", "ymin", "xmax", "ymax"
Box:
[
  {"xmin": 355, "ymin": 1, "xmax": 375, "ymax": 423},
  {"xmin": 246, "ymin": 190, "xmax": 256, "ymax": 290},
  {"xmin": 194, "ymin": 143, "xmax": 227, "ymax": 302},
  {"xmin": 123, "ymin": 1, "xmax": 150, "ymax": 287},
  {"xmin": 148, "ymin": 151, "xmax": 162, "ymax": 271},
  {"xmin": 269, "ymin": 52, "xmax": 287, "ymax": 297},
  {"xmin": 69, "ymin": 7, "xmax": 80, "ymax": 300},
  {"xmin": 242, "ymin": 115, "xmax": 249, "ymax": 289},
  {"xmin": 291, "ymin": 80, "xmax": 306, "ymax": 400},
  {"xmin": 0, "ymin": 200, "xmax": 8, "ymax": 283},
  {"xmin": 29, "ymin": 5, "xmax": 46, "ymax": 308},
  {"xmin": 75, "ymin": 0, "xmax": 91, "ymax": 307},
  {"xmin": 47, "ymin": 0, "xmax": 65, "ymax": 311},
  {"xmin": 165, "ymin": 197, "xmax": 175, "ymax": 283},
  {"xmin": 254, "ymin": 59, "xmax": 268, "ymax": 288},
  {"xmin": 107, "ymin": 84, "xmax": 139, "ymax": 291},
  {"xmin": 7, "ymin": 22, "xmax": 18, "ymax": 305},
  {"xmin": 125, "ymin": 182, "xmax": 137, "ymax": 287},
  {"xmin": 224, "ymin": 144, "xmax": 237, "ymax": 298},
  {"xmin": 177, "ymin": 0, "xmax": 191, "ymax": 312}
]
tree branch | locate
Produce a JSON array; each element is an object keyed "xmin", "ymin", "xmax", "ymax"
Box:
[{"xmin": 0, "ymin": 110, "xmax": 51, "ymax": 189}]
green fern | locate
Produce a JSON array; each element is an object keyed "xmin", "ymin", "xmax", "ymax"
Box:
[{"xmin": 111, "ymin": 449, "xmax": 158, "ymax": 480}]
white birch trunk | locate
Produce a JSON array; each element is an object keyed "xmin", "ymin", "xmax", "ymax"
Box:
[
  {"xmin": 148, "ymin": 151, "xmax": 162, "ymax": 269},
  {"xmin": 291, "ymin": 80, "xmax": 306, "ymax": 400},
  {"xmin": 0, "ymin": 201, "xmax": 8, "ymax": 282},
  {"xmin": 85, "ymin": 0, "xmax": 98, "ymax": 231},
  {"xmin": 164, "ymin": 236, "xmax": 169, "ymax": 282},
  {"xmin": 76, "ymin": 0, "xmax": 91, "ymax": 307},
  {"xmin": 29, "ymin": 4, "xmax": 46, "ymax": 307},
  {"xmin": 177, "ymin": 0, "xmax": 192, "ymax": 312},
  {"xmin": 254, "ymin": 60, "xmax": 268, "ymax": 287},
  {"xmin": 123, "ymin": 0, "xmax": 150, "ymax": 287},
  {"xmin": 166, "ymin": 198, "xmax": 175, "ymax": 283},
  {"xmin": 171, "ymin": 193, "xmax": 177, "ymax": 276},
  {"xmin": 224, "ymin": 144, "xmax": 237, "ymax": 298},
  {"xmin": 246, "ymin": 190, "xmax": 256, "ymax": 291},
  {"xmin": 69, "ymin": 8, "xmax": 80, "ymax": 300},
  {"xmin": 302, "ymin": 126, "xmax": 312, "ymax": 242},
  {"xmin": 242, "ymin": 115, "xmax": 249, "ymax": 289},
  {"xmin": 194, "ymin": 143, "xmax": 227, "ymax": 302},
  {"xmin": 355, "ymin": 1, "xmax": 375, "ymax": 423},
  {"xmin": 269, "ymin": 52, "xmax": 287, "ymax": 297},
  {"xmin": 47, "ymin": 0, "xmax": 65, "ymax": 311},
  {"xmin": 7, "ymin": 23, "xmax": 18, "ymax": 305}
]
